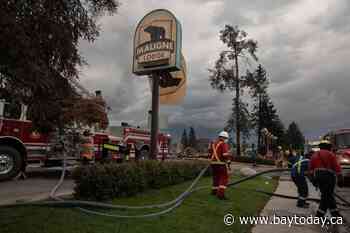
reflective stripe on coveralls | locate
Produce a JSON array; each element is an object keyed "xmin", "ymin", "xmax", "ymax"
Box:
[
  {"xmin": 211, "ymin": 141, "xmax": 229, "ymax": 193},
  {"xmin": 211, "ymin": 141, "xmax": 226, "ymax": 165},
  {"xmin": 81, "ymin": 138, "xmax": 94, "ymax": 160},
  {"xmin": 211, "ymin": 140, "xmax": 229, "ymax": 196},
  {"xmin": 211, "ymin": 141, "xmax": 223, "ymax": 190},
  {"xmin": 292, "ymin": 156, "xmax": 309, "ymax": 175},
  {"xmin": 291, "ymin": 156, "xmax": 309, "ymax": 206}
]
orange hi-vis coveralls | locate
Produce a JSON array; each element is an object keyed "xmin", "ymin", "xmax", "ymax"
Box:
[
  {"xmin": 209, "ymin": 139, "xmax": 230, "ymax": 198},
  {"xmin": 81, "ymin": 136, "xmax": 94, "ymax": 160}
]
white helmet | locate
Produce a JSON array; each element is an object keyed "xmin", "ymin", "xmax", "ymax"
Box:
[{"xmin": 219, "ymin": 131, "xmax": 229, "ymax": 139}]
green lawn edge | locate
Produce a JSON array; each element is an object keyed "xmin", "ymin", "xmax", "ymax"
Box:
[{"xmin": 0, "ymin": 175, "xmax": 278, "ymax": 233}]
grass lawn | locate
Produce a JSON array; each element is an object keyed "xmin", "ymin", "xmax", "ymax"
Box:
[{"xmin": 0, "ymin": 175, "xmax": 278, "ymax": 233}]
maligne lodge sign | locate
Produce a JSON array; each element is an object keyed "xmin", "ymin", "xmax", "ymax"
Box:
[{"xmin": 133, "ymin": 9, "xmax": 182, "ymax": 75}]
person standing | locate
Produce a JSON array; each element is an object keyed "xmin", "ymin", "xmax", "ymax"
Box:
[
  {"xmin": 208, "ymin": 131, "xmax": 232, "ymax": 200},
  {"xmin": 309, "ymin": 140, "xmax": 343, "ymax": 217},
  {"xmin": 287, "ymin": 149, "xmax": 297, "ymax": 168},
  {"xmin": 80, "ymin": 130, "xmax": 94, "ymax": 164},
  {"xmin": 275, "ymin": 146, "xmax": 283, "ymax": 168},
  {"xmin": 291, "ymin": 153, "xmax": 311, "ymax": 208}
]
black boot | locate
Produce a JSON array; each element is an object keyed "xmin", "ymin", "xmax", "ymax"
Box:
[
  {"xmin": 297, "ymin": 199, "xmax": 309, "ymax": 208},
  {"xmin": 316, "ymin": 210, "xmax": 325, "ymax": 218},
  {"xmin": 330, "ymin": 210, "xmax": 342, "ymax": 218}
]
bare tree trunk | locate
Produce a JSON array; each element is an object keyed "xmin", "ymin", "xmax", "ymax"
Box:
[
  {"xmin": 258, "ymin": 93, "xmax": 262, "ymax": 150},
  {"xmin": 234, "ymin": 44, "xmax": 241, "ymax": 157}
]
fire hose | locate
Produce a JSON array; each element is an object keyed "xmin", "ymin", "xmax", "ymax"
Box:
[{"xmin": 2, "ymin": 148, "xmax": 350, "ymax": 218}]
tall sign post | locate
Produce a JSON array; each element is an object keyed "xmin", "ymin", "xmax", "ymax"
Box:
[
  {"xmin": 150, "ymin": 72, "xmax": 160, "ymax": 160},
  {"xmin": 133, "ymin": 9, "xmax": 182, "ymax": 159}
]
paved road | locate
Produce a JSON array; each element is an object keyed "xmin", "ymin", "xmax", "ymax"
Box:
[
  {"xmin": 253, "ymin": 175, "xmax": 321, "ymax": 233},
  {"xmin": 0, "ymin": 166, "xmax": 75, "ymax": 205},
  {"xmin": 335, "ymin": 187, "xmax": 350, "ymax": 232},
  {"xmin": 252, "ymin": 175, "xmax": 350, "ymax": 233}
]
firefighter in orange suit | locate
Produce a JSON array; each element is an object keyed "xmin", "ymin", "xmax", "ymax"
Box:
[
  {"xmin": 208, "ymin": 131, "xmax": 232, "ymax": 200},
  {"xmin": 81, "ymin": 130, "xmax": 94, "ymax": 163}
]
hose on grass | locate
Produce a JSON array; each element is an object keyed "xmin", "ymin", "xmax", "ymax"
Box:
[
  {"xmin": 2, "ymin": 154, "xmax": 350, "ymax": 219},
  {"xmin": 0, "ymin": 150, "xmax": 210, "ymax": 218},
  {"xmin": 0, "ymin": 167, "xmax": 286, "ymax": 210}
]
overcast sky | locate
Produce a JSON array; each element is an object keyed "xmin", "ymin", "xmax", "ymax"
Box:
[{"xmin": 78, "ymin": 0, "xmax": 350, "ymax": 140}]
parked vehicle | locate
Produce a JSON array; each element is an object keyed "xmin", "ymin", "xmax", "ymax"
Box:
[
  {"xmin": 0, "ymin": 99, "xmax": 171, "ymax": 181},
  {"xmin": 108, "ymin": 124, "xmax": 171, "ymax": 160},
  {"xmin": 323, "ymin": 129, "xmax": 350, "ymax": 184}
]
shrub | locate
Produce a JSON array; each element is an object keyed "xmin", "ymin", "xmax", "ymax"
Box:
[{"xmin": 72, "ymin": 160, "xmax": 210, "ymax": 201}]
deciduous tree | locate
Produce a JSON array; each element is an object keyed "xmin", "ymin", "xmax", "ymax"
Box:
[{"xmin": 0, "ymin": 0, "xmax": 119, "ymax": 132}]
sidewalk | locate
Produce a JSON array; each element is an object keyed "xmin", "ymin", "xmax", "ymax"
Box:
[
  {"xmin": 0, "ymin": 178, "xmax": 74, "ymax": 205},
  {"xmin": 252, "ymin": 174, "xmax": 321, "ymax": 233}
]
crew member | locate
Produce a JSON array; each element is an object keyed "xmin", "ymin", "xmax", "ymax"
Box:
[
  {"xmin": 81, "ymin": 130, "xmax": 94, "ymax": 164},
  {"xmin": 291, "ymin": 153, "xmax": 311, "ymax": 208},
  {"xmin": 208, "ymin": 131, "xmax": 232, "ymax": 200},
  {"xmin": 287, "ymin": 149, "xmax": 297, "ymax": 168},
  {"xmin": 275, "ymin": 146, "xmax": 283, "ymax": 168},
  {"xmin": 309, "ymin": 140, "xmax": 343, "ymax": 217}
]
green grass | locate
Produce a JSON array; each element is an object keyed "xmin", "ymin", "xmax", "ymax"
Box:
[{"xmin": 0, "ymin": 175, "xmax": 278, "ymax": 233}]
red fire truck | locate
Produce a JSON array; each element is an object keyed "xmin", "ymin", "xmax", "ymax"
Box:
[
  {"xmin": 323, "ymin": 128, "xmax": 350, "ymax": 182},
  {"xmin": 107, "ymin": 124, "xmax": 171, "ymax": 160},
  {"xmin": 0, "ymin": 99, "xmax": 171, "ymax": 181}
]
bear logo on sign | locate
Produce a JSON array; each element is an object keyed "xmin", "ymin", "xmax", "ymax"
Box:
[{"xmin": 144, "ymin": 26, "xmax": 166, "ymax": 41}]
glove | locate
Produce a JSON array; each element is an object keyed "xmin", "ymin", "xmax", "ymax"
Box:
[{"xmin": 337, "ymin": 174, "xmax": 344, "ymax": 188}]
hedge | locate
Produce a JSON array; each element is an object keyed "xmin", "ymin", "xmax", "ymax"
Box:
[
  {"xmin": 72, "ymin": 160, "xmax": 210, "ymax": 201},
  {"xmin": 232, "ymin": 156, "xmax": 275, "ymax": 166}
]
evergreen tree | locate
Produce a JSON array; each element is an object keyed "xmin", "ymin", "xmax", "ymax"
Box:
[
  {"xmin": 245, "ymin": 65, "xmax": 287, "ymax": 149},
  {"xmin": 181, "ymin": 129, "xmax": 188, "ymax": 148},
  {"xmin": 188, "ymin": 127, "xmax": 198, "ymax": 149},
  {"xmin": 244, "ymin": 65, "xmax": 269, "ymax": 148},
  {"xmin": 226, "ymin": 97, "xmax": 251, "ymax": 143},
  {"xmin": 286, "ymin": 122, "xmax": 305, "ymax": 151},
  {"xmin": 272, "ymin": 118, "xmax": 287, "ymax": 148}
]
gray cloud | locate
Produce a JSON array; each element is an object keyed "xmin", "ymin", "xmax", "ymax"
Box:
[{"xmin": 78, "ymin": 0, "xmax": 350, "ymax": 140}]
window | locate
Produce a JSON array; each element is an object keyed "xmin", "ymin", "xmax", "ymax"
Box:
[
  {"xmin": 335, "ymin": 133, "xmax": 350, "ymax": 149},
  {"xmin": 3, "ymin": 100, "xmax": 21, "ymax": 119}
]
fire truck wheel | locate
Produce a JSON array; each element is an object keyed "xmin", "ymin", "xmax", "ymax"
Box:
[{"xmin": 0, "ymin": 146, "xmax": 23, "ymax": 181}]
